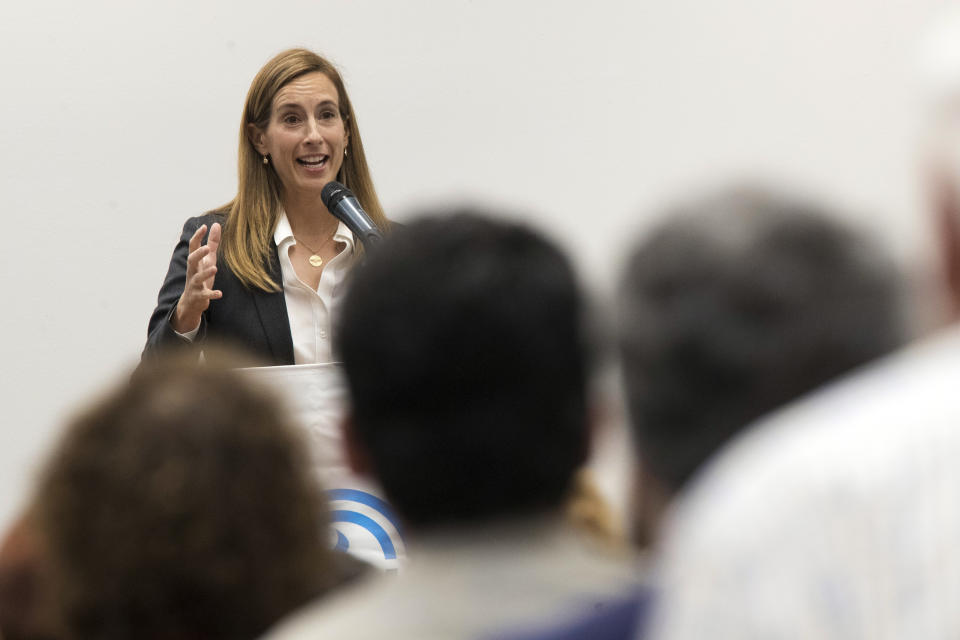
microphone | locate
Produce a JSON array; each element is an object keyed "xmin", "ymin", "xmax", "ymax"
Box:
[{"xmin": 321, "ymin": 181, "xmax": 384, "ymax": 248}]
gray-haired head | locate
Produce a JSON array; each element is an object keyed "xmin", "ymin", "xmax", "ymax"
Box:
[{"xmin": 619, "ymin": 186, "xmax": 906, "ymax": 492}]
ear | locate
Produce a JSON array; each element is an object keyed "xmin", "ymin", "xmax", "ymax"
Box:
[
  {"xmin": 930, "ymin": 166, "xmax": 960, "ymax": 319},
  {"xmin": 246, "ymin": 123, "xmax": 269, "ymax": 156},
  {"xmin": 630, "ymin": 460, "xmax": 671, "ymax": 550},
  {"xmin": 341, "ymin": 412, "xmax": 373, "ymax": 476}
]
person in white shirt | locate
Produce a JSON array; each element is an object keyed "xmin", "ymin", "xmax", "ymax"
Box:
[
  {"xmin": 139, "ymin": 48, "xmax": 402, "ymax": 569},
  {"xmin": 649, "ymin": 20, "xmax": 960, "ymax": 637},
  {"xmin": 649, "ymin": 326, "xmax": 960, "ymax": 640},
  {"xmin": 142, "ymin": 47, "xmax": 391, "ymax": 366}
]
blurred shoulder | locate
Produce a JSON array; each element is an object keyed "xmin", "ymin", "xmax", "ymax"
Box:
[{"xmin": 263, "ymin": 573, "xmax": 397, "ymax": 640}]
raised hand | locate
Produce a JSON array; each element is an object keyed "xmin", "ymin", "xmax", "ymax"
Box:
[{"xmin": 173, "ymin": 222, "xmax": 222, "ymax": 333}]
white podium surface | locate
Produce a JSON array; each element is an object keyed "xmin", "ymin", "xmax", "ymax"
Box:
[{"xmin": 238, "ymin": 363, "xmax": 406, "ymax": 571}]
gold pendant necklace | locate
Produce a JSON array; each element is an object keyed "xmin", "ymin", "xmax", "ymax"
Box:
[{"xmin": 293, "ymin": 235, "xmax": 330, "ymax": 268}]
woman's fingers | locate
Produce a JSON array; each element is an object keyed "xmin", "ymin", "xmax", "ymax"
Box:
[
  {"xmin": 188, "ymin": 224, "xmax": 207, "ymax": 255},
  {"xmin": 191, "ymin": 286, "xmax": 222, "ymax": 301},
  {"xmin": 180, "ymin": 223, "xmax": 223, "ymax": 319},
  {"xmin": 187, "ymin": 244, "xmax": 212, "ymax": 271},
  {"xmin": 207, "ymin": 223, "xmax": 222, "ymax": 257},
  {"xmin": 193, "ymin": 265, "xmax": 217, "ymax": 286}
]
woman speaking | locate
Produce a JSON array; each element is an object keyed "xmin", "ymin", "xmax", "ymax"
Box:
[{"xmin": 143, "ymin": 48, "xmax": 390, "ymax": 364}]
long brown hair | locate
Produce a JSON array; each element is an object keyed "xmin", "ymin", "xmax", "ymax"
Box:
[{"xmin": 221, "ymin": 48, "xmax": 389, "ymax": 291}]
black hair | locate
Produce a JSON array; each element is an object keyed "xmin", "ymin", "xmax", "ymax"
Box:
[{"xmin": 338, "ymin": 210, "xmax": 589, "ymax": 527}]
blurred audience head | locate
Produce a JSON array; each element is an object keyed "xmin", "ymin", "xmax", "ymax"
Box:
[
  {"xmin": 0, "ymin": 512, "xmax": 52, "ymax": 640},
  {"xmin": 337, "ymin": 210, "xmax": 589, "ymax": 529},
  {"xmin": 618, "ymin": 186, "xmax": 905, "ymax": 534},
  {"xmin": 918, "ymin": 8, "xmax": 960, "ymax": 177},
  {"xmin": 918, "ymin": 9, "xmax": 960, "ymax": 324},
  {"xmin": 31, "ymin": 355, "xmax": 345, "ymax": 640}
]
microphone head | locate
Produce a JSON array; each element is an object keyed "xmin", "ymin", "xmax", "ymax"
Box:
[
  {"xmin": 321, "ymin": 181, "xmax": 353, "ymax": 211},
  {"xmin": 321, "ymin": 180, "xmax": 383, "ymax": 247}
]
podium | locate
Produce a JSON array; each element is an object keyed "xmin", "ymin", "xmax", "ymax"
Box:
[{"xmin": 238, "ymin": 363, "xmax": 406, "ymax": 570}]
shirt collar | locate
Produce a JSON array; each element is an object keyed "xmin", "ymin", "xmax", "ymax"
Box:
[
  {"xmin": 333, "ymin": 219, "xmax": 356, "ymax": 253},
  {"xmin": 274, "ymin": 211, "xmax": 294, "ymax": 246},
  {"xmin": 273, "ymin": 211, "xmax": 356, "ymax": 253}
]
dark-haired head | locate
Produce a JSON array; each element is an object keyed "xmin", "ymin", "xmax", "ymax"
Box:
[{"xmin": 338, "ymin": 210, "xmax": 590, "ymax": 529}]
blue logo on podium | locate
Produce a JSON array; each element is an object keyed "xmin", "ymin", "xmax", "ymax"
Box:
[{"xmin": 327, "ymin": 489, "xmax": 405, "ymax": 561}]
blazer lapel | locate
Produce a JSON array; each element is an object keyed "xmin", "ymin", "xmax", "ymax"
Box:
[{"xmin": 250, "ymin": 242, "xmax": 295, "ymax": 364}]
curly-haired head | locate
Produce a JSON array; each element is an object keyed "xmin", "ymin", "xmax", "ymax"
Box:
[{"xmin": 33, "ymin": 356, "xmax": 337, "ymax": 639}]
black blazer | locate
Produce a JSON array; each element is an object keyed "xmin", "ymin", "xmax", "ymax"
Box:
[{"xmin": 142, "ymin": 213, "xmax": 295, "ymax": 365}]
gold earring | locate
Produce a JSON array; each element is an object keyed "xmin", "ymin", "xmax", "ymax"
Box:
[
  {"xmin": 262, "ymin": 155, "xmax": 269, "ymax": 165},
  {"xmin": 344, "ymin": 147, "xmax": 349, "ymax": 158}
]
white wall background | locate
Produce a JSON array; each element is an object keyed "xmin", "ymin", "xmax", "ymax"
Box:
[{"xmin": 0, "ymin": 0, "xmax": 951, "ymax": 529}]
